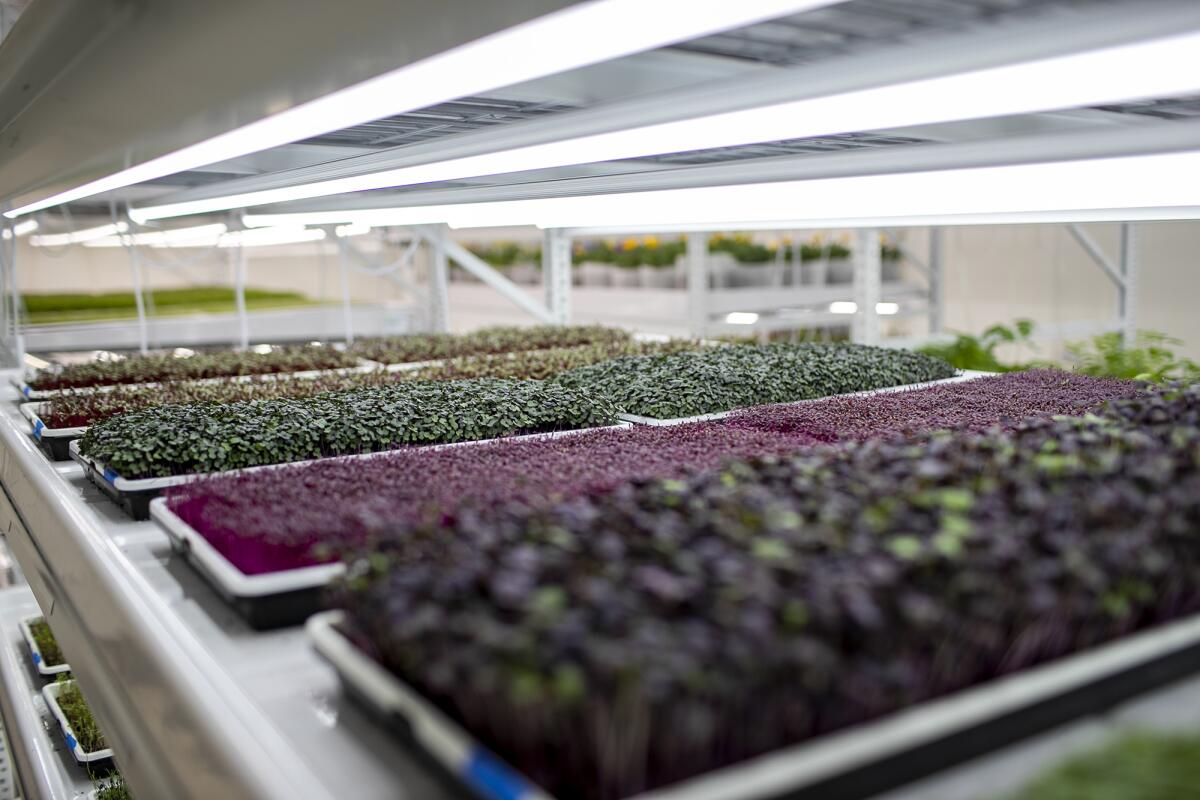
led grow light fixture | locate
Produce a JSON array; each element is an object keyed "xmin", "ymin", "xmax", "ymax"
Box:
[
  {"xmin": 1, "ymin": 220, "xmax": 38, "ymax": 239},
  {"xmin": 241, "ymin": 150, "xmax": 1200, "ymax": 231},
  {"xmin": 131, "ymin": 29, "xmax": 1200, "ymax": 221},
  {"xmin": 81, "ymin": 223, "xmax": 229, "ymax": 247},
  {"xmin": 29, "ymin": 222, "xmax": 129, "ymax": 247},
  {"xmin": 5, "ymin": 0, "xmax": 840, "ymax": 219}
]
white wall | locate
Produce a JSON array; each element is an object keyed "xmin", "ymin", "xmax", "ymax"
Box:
[{"xmin": 11, "ymin": 221, "xmax": 1200, "ymax": 358}]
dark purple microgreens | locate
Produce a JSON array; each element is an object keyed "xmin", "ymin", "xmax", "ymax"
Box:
[
  {"xmin": 331, "ymin": 383, "xmax": 1200, "ymax": 800},
  {"xmin": 165, "ymin": 424, "xmax": 806, "ymax": 575},
  {"xmin": 726, "ymin": 370, "xmax": 1138, "ymax": 441},
  {"xmin": 166, "ymin": 370, "xmax": 1131, "ymax": 576}
]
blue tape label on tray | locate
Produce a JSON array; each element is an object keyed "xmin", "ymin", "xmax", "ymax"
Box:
[
  {"xmin": 465, "ymin": 749, "xmax": 533, "ymax": 800},
  {"xmin": 33, "ymin": 420, "xmax": 43, "ymax": 439},
  {"xmin": 103, "ymin": 468, "xmax": 118, "ymax": 485},
  {"xmin": 32, "ymin": 652, "xmax": 40, "ymax": 664},
  {"xmin": 22, "ymin": 385, "xmax": 30, "ymax": 397},
  {"xmin": 65, "ymin": 732, "xmax": 77, "ymax": 752}
]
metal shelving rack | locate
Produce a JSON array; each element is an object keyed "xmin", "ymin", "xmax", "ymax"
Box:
[{"xmin": 0, "ymin": 1, "xmax": 1198, "ymax": 799}]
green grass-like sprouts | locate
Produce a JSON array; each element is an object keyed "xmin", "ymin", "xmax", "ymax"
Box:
[
  {"xmin": 29, "ymin": 618, "xmax": 64, "ymax": 667},
  {"xmin": 54, "ymin": 676, "xmax": 106, "ymax": 753}
]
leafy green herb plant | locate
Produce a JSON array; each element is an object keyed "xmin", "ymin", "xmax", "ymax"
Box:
[
  {"xmin": 1010, "ymin": 731, "xmax": 1200, "ymax": 800},
  {"xmin": 918, "ymin": 319, "xmax": 1038, "ymax": 372},
  {"xmin": 1067, "ymin": 330, "xmax": 1200, "ymax": 383}
]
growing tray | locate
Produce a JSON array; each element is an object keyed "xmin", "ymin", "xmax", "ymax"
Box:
[
  {"xmin": 18, "ymin": 402, "xmax": 83, "ymax": 461},
  {"xmin": 308, "ymin": 609, "xmax": 1200, "ymax": 800},
  {"xmin": 618, "ymin": 370, "xmax": 991, "ymax": 426},
  {"xmin": 77, "ymin": 421, "xmax": 631, "ymax": 521},
  {"xmin": 12, "ymin": 359, "xmax": 381, "ymax": 401},
  {"xmin": 18, "ymin": 616, "xmax": 70, "ymax": 678},
  {"xmin": 150, "ymin": 498, "xmax": 344, "ymax": 630},
  {"xmin": 145, "ymin": 424, "xmax": 630, "ymax": 628},
  {"xmin": 42, "ymin": 680, "xmax": 114, "ymax": 770}
]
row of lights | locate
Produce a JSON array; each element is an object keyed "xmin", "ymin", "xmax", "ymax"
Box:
[{"xmin": 724, "ymin": 302, "xmax": 900, "ymax": 326}]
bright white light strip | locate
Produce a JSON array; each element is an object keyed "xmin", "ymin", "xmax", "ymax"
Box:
[
  {"xmin": 8, "ymin": 0, "xmax": 837, "ymax": 219},
  {"xmin": 829, "ymin": 301, "xmax": 857, "ymax": 314},
  {"xmin": 875, "ymin": 302, "xmax": 900, "ymax": 315},
  {"xmin": 334, "ymin": 223, "xmax": 372, "ymax": 238},
  {"xmin": 2, "ymin": 220, "xmax": 38, "ymax": 239},
  {"xmin": 725, "ymin": 312, "xmax": 760, "ymax": 325},
  {"xmin": 82, "ymin": 223, "xmax": 229, "ymax": 248},
  {"xmin": 217, "ymin": 227, "xmax": 327, "ymax": 248},
  {"xmin": 30, "ymin": 222, "xmax": 129, "ymax": 247},
  {"xmin": 241, "ymin": 151, "xmax": 1200, "ymax": 231},
  {"xmin": 133, "ymin": 30, "xmax": 1200, "ymax": 220}
]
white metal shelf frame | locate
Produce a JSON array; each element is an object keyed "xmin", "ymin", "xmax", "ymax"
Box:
[{"xmin": 0, "ymin": 381, "xmax": 458, "ymax": 800}]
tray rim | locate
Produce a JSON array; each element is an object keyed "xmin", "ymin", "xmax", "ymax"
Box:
[
  {"xmin": 41, "ymin": 679, "xmax": 115, "ymax": 765},
  {"xmin": 149, "ymin": 498, "xmax": 345, "ymax": 598},
  {"xmin": 618, "ymin": 370, "xmax": 990, "ymax": 426}
]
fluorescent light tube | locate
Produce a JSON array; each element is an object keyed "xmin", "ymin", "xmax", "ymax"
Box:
[
  {"xmin": 239, "ymin": 151, "xmax": 1200, "ymax": 231},
  {"xmin": 829, "ymin": 302, "xmax": 857, "ymax": 314},
  {"xmin": 334, "ymin": 223, "xmax": 372, "ymax": 238},
  {"xmin": 133, "ymin": 29, "xmax": 1200, "ymax": 221},
  {"xmin": 30, "ymin": 222, "xmax": 129, "ymax": 246},
  {"xmin": 2, "ymin": 219, "xmax": 38, "ymax": 239},
  {"xmin": 875, "ymin": 302, "xmax": 900, "ymax": 315},
  {"xmin": 725, "ymin": 312, "xmax": 760, "ymax": 325},
  {"xmin": 8, "ymin": 0, "xmax": 839, "ymax": 219},
  {"xmin": 83, "ymin": 223, "xmax": 229, "ymax": 247},
  {"xmin": 217, "ymin": 227, "xmax": 326, "ymax": 248}
]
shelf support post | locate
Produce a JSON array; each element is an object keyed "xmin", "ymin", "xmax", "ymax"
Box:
[
  {"xmin": 425, "ymin": 224, "xmax": 451, "ymax": 333},
  {"xmin": 129, "ymin": 240, "xmax": 149, "ymax": 355},
  {"xmin": 542, "ymin": 228, "xmax": 571, "ymax": 325},
  {"xmin": 852, "ymin": 228, "xmax": 882, "ymax": 345},
  {"xmin": 230, "ymin": 242, "xmax": 249, "ymax": 349},
  {"xmin": 929, "ymin": 227, "xmax": 944, "ymax": 335},
  {"xmin": 1119, "ymin": 222, "xmax": 1138, "ymax": 345},
  {"xmin": 686, "ymin": 232, "xmax": 708, "ymax": 337},
  {"xmin": 336, "ymin": 236, "xmax": 356, "ymax": 344}
]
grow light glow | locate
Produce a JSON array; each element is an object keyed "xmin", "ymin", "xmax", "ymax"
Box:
[
  {"xmin": 334, "ymin": 223, "xmax": 372, "ymax": 238},
  {"xmin": 131, "ymin": 30, "xmax": 1200, "ymax": 220},
  {"xmin": 725, "ymin": 312, "xmax": 760, "ymax": 325},
  {"xmin": 8, "ymin": 0, "xmax": 839, "ymax": 219},
  {"xmin": 235, "ymin": 150, "xmax": 1200, "ymax": 231},
  {"xmin": 82, "ymin": 223, "xmax": 229, "ymax": 248},
  {"xmin": 30, "ymin": 222, "xmax": 129, "ymax": 247},
  {"xmin": 876, "ymin": 302, "xmax": 900, "ymax": 315},
  {"xmin": 829, "ymin": 302, "xmax": 857, "ymax": 314},
  {"xmin": 1, "ymin": 220, "xmax": 38, "ymax": 239}
]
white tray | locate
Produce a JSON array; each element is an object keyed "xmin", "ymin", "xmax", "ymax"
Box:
[
  {"xmin": 618, "ymin": 370, "xmax": 992, "ymax": 426},
  {"xmin": 42, "ymin": 680, "xmax": 114, "ymax": 766},
  {"xmin": 150, "ymin": 498, "xmax": 345, "ymax": 599},
  {"xmin": 19, "ymin": 401, "xmax": 85, "ymax": 442},
  {"xmin": 310, "ymin": 608, "xmax": 1200, "ymax": 800},
  {"xmin": 18, "ymin": 616, "xmax": 70, "ymax": 677}
]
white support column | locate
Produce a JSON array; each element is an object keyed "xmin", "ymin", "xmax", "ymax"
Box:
[
  {"xmin": 129, "ymin": 243, "xmax": 150, "ymax": 355},
  {"xmin": 1119, "ymin": 223, "xmax": 1138, "ymax": 345},
  {"xmin": 426, "ymin": 224, "xmax": 451, "ymax": 333},
  {"xmin": 336, "ymin": 237, "xmax": 356, "ymax": 344},
  {"xmin": 928, "ymin": 227, "xmax": 944, "ymax": 335},
  {"xmin": 232, "ymin": 243, "xmax": 249, "ymax": 349},
  {"xmin": 852, "ymin": 228, "xmax": 882, "ymax": 345},
  {"xmin": 542, "ymin": 228, "xmax": 572, "ymax": 325},
  {"xmin": 686, "ymin": 232, "xmax": 708, "ymax": 337},
  {"xmin": 413, "ymin": 225, "xmax": 553, "ymax": 324}
]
